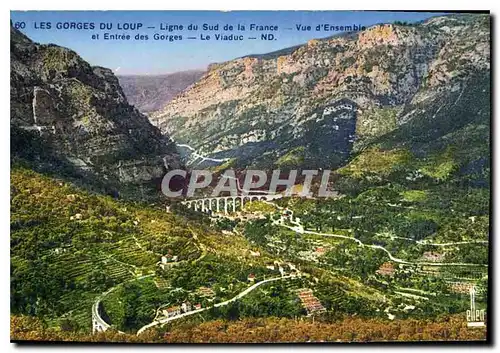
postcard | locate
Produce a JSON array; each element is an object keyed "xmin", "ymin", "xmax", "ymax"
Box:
[{"xmin": 10, "ymin": 10, "xmax": 490, "ymax": 343}]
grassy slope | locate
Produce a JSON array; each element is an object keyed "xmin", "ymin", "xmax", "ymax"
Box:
[
  {"xmin": 10, "ymin": 165, "xmax": 301, "ymax": 333},
  {"xmin": 10, "ymin": 165, "xmax": 203, "ymax": 329}
]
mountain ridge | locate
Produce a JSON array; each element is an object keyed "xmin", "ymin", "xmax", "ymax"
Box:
[
  {"xmin": 10, "ymin": 25, "xmax": 182, "ymax": 198},
  {"xmin": 149, "ymin": 14, "xmax": 489, "ymax": 172},
  {"xmin": 118, "ymin": 70, "xmax": 205, "ymax": 114}
]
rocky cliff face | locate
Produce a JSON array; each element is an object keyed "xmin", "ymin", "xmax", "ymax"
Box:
[
  {"xmin": 151, "ymin": 14, "xmax": 490, "ymax": 170},
  {"xmin": 10, "ymin": 25, "xmax": 181, "ymax": 196},
  {"xmin": 118, "ymin": 71, "xmax": 205, "ymax": 113}
]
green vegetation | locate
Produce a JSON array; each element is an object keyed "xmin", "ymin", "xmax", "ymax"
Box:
[
  {"xmin": 420, "ymin": 147, "xmax": 459, "ymax": 181},
  {"xmin": 243, "ymin": 200, "xmax": 276, "ymax": 213},
  {"xmin": 10, "ymin": 13, "xmax": 491, "ymax": 343},
  {"xmin": 245, "ymin": 140, "xmax": 490, "ymax": 320},
  {"xmin": 101, "ymin": 277, "xmax": 169, "ymax": 332},
  {"xmin": 41, "ymin": 45, "xmax": 80, "ymax": 73},
  {"xmin": 276, "ymin": 146, "xmax": 305, "ymax": 167},
  {"xmin": 356, "ymin": 107, "xmax": 399, "ymax": 143},
  {"xmin": 401, "ymin": 190, "xmax": 428, "ymax": 202},
  {"xmin": 10, "ymin": 166, "xmax": 200, "ymax": 330},
  {"xmin": 205, "ymin": 281, "xmax": 307, "ymax": 320},
  {"xmin": 211, "ymin": 158, "xmax": 236, "ymax": 173},
  {"xmin": 339, "ymin": 147, "xmax": 413, "ymax": 178},
  {"xmin": 66, "ymin": 80, "xmax": 95, "ymax": 110}
]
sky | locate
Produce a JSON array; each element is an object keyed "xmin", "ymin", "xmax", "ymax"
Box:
[{"xmin": 10, "ymin": 11, "xmax": 449, "ymax": 75}]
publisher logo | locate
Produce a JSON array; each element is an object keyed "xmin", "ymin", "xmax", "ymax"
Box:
[{"xmin": 467, "ymin": 285, "xmax": 486, "ymax": 328}]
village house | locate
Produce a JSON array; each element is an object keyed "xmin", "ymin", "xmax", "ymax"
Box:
[
  {"xmin": 278, "ymin": 266, "xmax": 285, "ymax": 277},
  {"xmin": 315, "ymin": 247, "xmax": 327, "ymax": 256},
  {"xmin": 52, "ymin": 247, "xmax": 68, "ymax": 255},
  {"xmin": 266, "ymin": 264, "xmax": 276, "ymax": 271},
  {"xmin": 70, "ymin": 213, "xmax": 82, "ymax": 221},
  {"xmin": 181, "ymin": 302, "xmax": 192, "ymax": 313},
  {"xmin": 194, "ymin": 303, "xmax": 202, "ymax": 310},
  {"xmin": 162, "ymin": 254, "xmax": 177, "ymax": 263},
  {"xmin": 161, "ymin": 254, "xmax": 178, "ymax": 265},
  {"xmin": 162, "ymin": 306, "xmax": 181, "ymax": 318},
  {"xmin": 160, "ymin": 254, "xmax": 179, "ymax": 270},
  {"xmin": 247, "ymin": 273, "xmax": 256, "ymax": 282},
  {"xmin": 282, "ymin": 209, "xmax": 293, "ymax": 221}
]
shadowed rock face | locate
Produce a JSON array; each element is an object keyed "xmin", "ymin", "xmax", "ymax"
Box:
[
  {"xmin": 151, "ymin": 14, "xmax": 490, "ymax": 170},
  {"xmin": 10, "ymin": 25, "xmax": 182, "ymax": 195},
  {"xmin": 118, "ymin": 71, "xmax": 205, "ymax": 114}
]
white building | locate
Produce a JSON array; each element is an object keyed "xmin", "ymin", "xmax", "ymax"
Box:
[{"xmin": 181, "ymin": 302, "xmax": 192, "ymax": 313}]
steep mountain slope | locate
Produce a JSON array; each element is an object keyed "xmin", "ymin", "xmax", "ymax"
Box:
[
  {"xmin": 118, "ymin": 71, "xmax": 205, "ymax": 113},
  {"xmin": 10, "ymin": 25, "xmax": 181, "ymax": 198},
  {"xmin": 151, "ymin": 14, "xmax": 490, "ymax": 171},
  {"xmin": 10, "ymin": 165, "xmax": 200, "ymax": 330}
]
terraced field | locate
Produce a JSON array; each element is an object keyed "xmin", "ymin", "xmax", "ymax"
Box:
[
  {"xmin": 26, "ymin": 238, "xmax": 160, "ymax": 329},
  {"xmin": 100, "ymin": 276, "xmax": 177, "ymax": 332},
  {"xmin": 10, "ymin": 167, "xmax": 205, "ymax": 331}
]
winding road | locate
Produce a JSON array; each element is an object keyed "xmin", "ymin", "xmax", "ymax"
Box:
[
  {"xmin": 177, "ymin": 143, "xmax": 230, "ymax": 165},
  {"xmin": 92, "ymin": 274, "xmax": 154, "ymax": 334},
  {"xmin": 95, "ymin": 196, "xmax": 487, "ymax": 334},
  {"xmin": 385, "ymin": 234, "xmax": 489, "ymax": 247},
  {"xmin": 276, "ymin": 218, "xmax": 487, "ymax": 268},
  {"xmin": 136, "ymin": 275, "xmax": 293, "ymax": 335}
]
